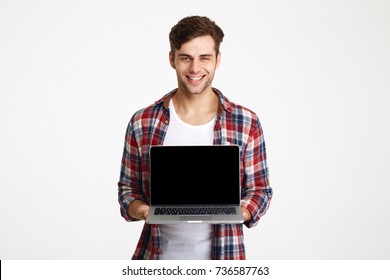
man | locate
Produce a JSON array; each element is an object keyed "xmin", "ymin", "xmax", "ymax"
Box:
[{"xmin": 118, "ymin": 16, "xmax": 272, "ymax": 260}]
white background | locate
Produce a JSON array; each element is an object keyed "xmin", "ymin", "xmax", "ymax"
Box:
[{"xmin": 1, "ymin": 0, "xmax": 389, "ymax": 259}]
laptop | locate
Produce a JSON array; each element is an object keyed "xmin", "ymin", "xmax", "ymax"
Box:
[{"xmin": 146, "ymin": 145, "xmax": 244, "ymax": 224}]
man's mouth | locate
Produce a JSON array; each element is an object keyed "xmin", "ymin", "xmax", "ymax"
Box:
[{"xmin": 187, "ymin": 75, "xmax": 204, "ymax": 81}]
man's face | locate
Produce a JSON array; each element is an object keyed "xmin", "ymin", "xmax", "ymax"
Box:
[{"xmin": 169, "ymin": 35, "xmax": 221, "ymax": 96}]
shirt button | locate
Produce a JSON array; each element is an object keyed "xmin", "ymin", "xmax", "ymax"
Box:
[{"xmin": 164, "ymin": 120, "xmax": 169, "ymax": 125}]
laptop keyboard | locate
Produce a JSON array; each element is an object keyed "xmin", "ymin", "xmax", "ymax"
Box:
[{"xmin": 154, "ymin": 207, "xmax": 237, "ymax": 215}]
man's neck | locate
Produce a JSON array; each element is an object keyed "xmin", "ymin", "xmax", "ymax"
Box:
[{"xmin": 172, "ymin": 88, "xmax": 218, "ymax": 125}]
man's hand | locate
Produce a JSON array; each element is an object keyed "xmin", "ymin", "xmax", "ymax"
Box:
[
  {"xmin": 136, "ymin": 204, "xmax": 150, "ymax": 220},
  {"xmin": 241, "ymin": 206, "xmax": 251, "ymax": 222},
  {"xmin": 128, "ymin": 200, "xmax": 150, "ymax": 220}
]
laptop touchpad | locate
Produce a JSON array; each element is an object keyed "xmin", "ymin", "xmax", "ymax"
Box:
[{"xmin": 180, "ymin": 216, "xmax": 211, "ymax": 221}]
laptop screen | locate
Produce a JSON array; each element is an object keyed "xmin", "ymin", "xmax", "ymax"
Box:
[{"xmin": 150, "ymin": 145, "xmax": 240, "ymax": 205}]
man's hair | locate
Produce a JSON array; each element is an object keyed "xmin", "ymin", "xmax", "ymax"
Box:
[{"xmin": 169, "ymin": 16, "xmax": 224, "ymax": 56}]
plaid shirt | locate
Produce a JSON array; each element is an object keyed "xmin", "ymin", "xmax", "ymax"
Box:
[{"xmin": 118, "ymin": 88, "xmax": 272, "ymax": 260}]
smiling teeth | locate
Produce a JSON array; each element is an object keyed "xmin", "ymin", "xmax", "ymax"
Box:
[{"xmin": 189, "ymin": 76, "xmax": 202, "ymax": 80}]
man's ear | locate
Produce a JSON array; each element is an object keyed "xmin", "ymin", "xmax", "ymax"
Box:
[
  {"xmin": 216, "ymin": 51, "xmax": 221, "ymax": 69},
  {"xmin": 169, "ymin": 51, "xmax": 175, "ymax": 69}
]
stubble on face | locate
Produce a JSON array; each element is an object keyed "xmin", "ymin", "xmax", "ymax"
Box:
[{"xmin": 177, "ymin": 66, "xmax": 216, "ymax": 96}]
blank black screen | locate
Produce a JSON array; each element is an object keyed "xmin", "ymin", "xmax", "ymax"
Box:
[{"xmin": 150, "ymin": 145, "xmax": 240, "ymax": 205}]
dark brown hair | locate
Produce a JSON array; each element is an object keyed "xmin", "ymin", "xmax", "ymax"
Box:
[{"xmin": 169, "ymin": 16, "xmax": 224, "ymax": 56}]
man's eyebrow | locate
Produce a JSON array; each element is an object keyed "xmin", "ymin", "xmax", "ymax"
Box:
[{"xmin": 177, "ymin": 54, "xmax": 213, "ymax": 57}]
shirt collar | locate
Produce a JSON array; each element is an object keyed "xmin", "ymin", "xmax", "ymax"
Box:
[{"xmin": 155, "ymin": 88, "xmax": 233, "ymax": 116}]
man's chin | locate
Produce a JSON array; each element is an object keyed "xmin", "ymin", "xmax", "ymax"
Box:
[{"xmin": 181, "ymin": 84, "xmax": 211, "ymax": 96}]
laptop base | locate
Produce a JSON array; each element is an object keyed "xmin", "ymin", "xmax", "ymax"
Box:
[{"xmin": 146, "ymin": 206, "xmax": 244, "ymax": 224}]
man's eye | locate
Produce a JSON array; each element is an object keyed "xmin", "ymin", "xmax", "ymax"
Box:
[{"xmin": 181, "ymin": 57, "xmax": 190, "ymax": 61}]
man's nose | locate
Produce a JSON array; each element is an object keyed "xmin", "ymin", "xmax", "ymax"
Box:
[{"xmin": 189, "ymin": 59, "xmax": 201, "ymax": 73}]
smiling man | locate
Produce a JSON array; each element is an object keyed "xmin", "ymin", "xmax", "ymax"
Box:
[
  {"xmin": 118, "ymin": 16, "xmax": 273, "ymax": 260},
  {"xmin": 172, "ymin": 35, "xmax": 219, "ymax": 94}
]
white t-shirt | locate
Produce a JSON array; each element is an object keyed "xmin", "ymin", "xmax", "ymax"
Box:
[{"xmin": 159, "ymin": 99, "xmax": 216, "ymax": 260}]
